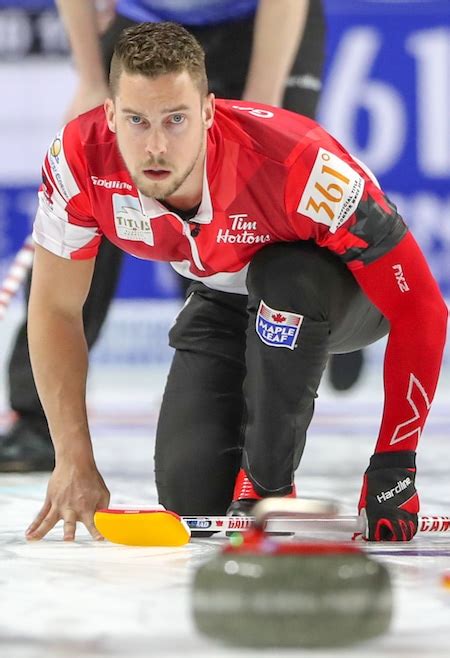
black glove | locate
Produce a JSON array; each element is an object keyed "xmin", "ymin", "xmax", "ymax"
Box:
[{"xmin": 358, "ymin": 451, "xmax": 419, "ymax": 541}]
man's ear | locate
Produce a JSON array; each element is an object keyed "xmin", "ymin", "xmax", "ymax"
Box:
[
  {"xmin": 104, "ymin": 98, "xmax": 116, "ymax": 133},
  {"xmin": 203, "ymin": 93, "xmax": 215, "ymax": 129}
]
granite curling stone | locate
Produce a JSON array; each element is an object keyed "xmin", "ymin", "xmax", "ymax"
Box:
[{"xmin": 192, "ymin": 531, "xmax": 392, "ymax": 648}]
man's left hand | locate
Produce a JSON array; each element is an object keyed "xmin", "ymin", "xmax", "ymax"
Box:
[{"xmin": 358, "ymin": 451, "xmax": 419, "ymax": 541}]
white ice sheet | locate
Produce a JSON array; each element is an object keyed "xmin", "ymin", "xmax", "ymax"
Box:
[{"xmin": 0, "ymin": 364, "xmax": 449, "ymax": 658}]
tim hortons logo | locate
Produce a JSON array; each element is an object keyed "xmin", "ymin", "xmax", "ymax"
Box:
[
  {"xmin": 216, "ymin": 213, "xmax": 271, "ymax": 245},
  {"xmin": 392, "ymin": 263, "xmax": 410, "ymax": 292}
]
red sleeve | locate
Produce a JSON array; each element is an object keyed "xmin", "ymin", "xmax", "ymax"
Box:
[
  {"xmin": 353, "ymin": 231, "xmax": 448, "ymax": 453},
  {"xmin": 284, "ymin": 139, "xmax": 447, "ymax": 453}
]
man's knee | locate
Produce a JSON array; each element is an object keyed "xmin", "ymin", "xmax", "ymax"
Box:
[
  {"xmin": 247, "ymin": 241, "xmax": 386, "ymax": 356},
  {"xmin": 155, "ymin": 443, "xmax": 240, "ymax": 517},
  {"xmin": 247, "ymin": 242, "xmax": 337, "ymax": 320}
]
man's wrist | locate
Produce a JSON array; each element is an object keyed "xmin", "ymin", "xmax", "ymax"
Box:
[
  {"xmin": 53, "ymin": 432, "xmax": 95, "ymax": 466},
  {"xmin": 55, "ymin": 445, "xmax": 94, "ymax": 460},
  {"xmin": 368, "ymin": 450, "xmax": 416, "ymax": 471}
]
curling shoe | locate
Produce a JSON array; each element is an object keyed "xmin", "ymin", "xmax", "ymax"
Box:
[
  {"xmin": 226, "ymin": 469, "xmax": 296, "ymax": 535},
  {"xmin": 0, "ymin": 416, "xmax": 54, "ymax": 472}
]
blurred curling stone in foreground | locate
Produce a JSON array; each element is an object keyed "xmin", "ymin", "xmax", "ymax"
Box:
[{"xmin": 192, "ymin": 498, "xmax": 392, "ymax": 648}]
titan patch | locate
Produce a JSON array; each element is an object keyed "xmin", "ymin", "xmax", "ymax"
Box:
[{"xmin": 256, "ymin": 301, "xmax": 303, "ymax": 350}]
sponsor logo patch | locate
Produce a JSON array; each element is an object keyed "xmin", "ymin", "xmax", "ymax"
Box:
[
  {"xmin": 50, "ymin": 138, "xmax": 62, "ymax": 158},
  {"xmin": 46, "ymin": 128, "xmax": 80, "ymax": 202},
  {"xmin": 91, "ymin": 176, "xmax": 132, "ymax": 191},
  {"xmin": 392, "ymin": 263, "xmax": 410, "ymax": 292},
  {"xmin": 216, "ymin": 213, "xmax": 271, "ymax": 245},
  {"xmin": 256, "ymin": 301, "xmax": 303, "ymax": 350},
  {"xmin": 297, "ymin": 148, "xmax": 364, "ymax": 233},
  {"xmin": 376, "ymin": 477, "xmax": 412, "ymax": 503},
  {"xmin": 112, "ymin": 194, "xmax": 154, "ymax": 246}
]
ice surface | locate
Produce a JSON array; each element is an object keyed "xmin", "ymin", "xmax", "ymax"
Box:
[{"xmin": 0, "ymin": 360, "xmax": 449, "ymax": 658}]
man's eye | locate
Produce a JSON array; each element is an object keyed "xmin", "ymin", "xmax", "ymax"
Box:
[
  {"xmin": 171, "ymin": 114, "xmax": 185, "ymax": 124},
  {"xmin": 130, "ymin": 116, "xmax": 142, "ymax": 124}
]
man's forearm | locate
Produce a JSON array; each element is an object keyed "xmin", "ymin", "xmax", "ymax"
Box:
[
  {"xmin": 243, "ymin": 0, "xmax": 310, "ymax": 105},
  {"xmin": 353, "ymin": 232, "xmax": 448, "ymax": 453},
  {"xmin": 28, "ymin": 306, "xmax": 94, "ymax": 463},
  {"xmin": 56, "ymin": 0, "xmax": 106, "ymax": 86}
]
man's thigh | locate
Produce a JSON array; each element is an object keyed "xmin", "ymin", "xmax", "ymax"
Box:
[{"xmin": 248, "ymin": 241, "xmax": 389, "ymax": 354}]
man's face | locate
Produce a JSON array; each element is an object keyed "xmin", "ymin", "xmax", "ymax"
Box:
[{"xmin": 105, "ymin": 70, "xmax": 214, "ymax": 200}]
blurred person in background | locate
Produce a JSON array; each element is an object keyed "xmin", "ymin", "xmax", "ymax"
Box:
[{"xmin": 0, "ymin": 0, "xmax": 359, "ymax": 472}]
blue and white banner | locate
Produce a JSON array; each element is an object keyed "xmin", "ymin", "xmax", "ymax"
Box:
[{"xmin": 320, "ymin": 0, "xmax": 450, "ymax": 295}]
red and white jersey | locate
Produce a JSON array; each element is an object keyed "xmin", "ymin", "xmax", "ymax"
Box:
[
  {"xmin": 34, "ymin": 101, "xmax": 405, "ymax": 294},
  {"xmin": 33, "ymin": 100, "xmax": 447, "ymax": 455}
]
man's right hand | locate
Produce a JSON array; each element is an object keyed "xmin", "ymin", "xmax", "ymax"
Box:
[
  {"xmin": 26, "ymin": 461, "xmax": 110, "ymax": 541},
  {"xmin": 27, "ymin": 246, "xmax": 102, "ymax": 541}
]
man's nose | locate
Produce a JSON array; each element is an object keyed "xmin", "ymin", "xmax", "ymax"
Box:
[{"xmin": 145, "ymin": 128, "xmax": 167, "ymax": 157}]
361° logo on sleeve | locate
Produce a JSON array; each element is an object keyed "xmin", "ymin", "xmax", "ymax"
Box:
[{"xmin": 297, "ymin": 148, "xmax": 364, "ymax": 233}]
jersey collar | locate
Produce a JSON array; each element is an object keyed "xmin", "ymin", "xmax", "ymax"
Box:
[{"xmin": 137, "ymin": 151, "xmax": 213, "ymax": 224}]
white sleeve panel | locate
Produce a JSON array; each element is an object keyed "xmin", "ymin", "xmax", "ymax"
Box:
[
  {"xmin": 33, "ymin": 193, "xmax": 100, "ymax": 259},
  {"xmin": 46, "ymin": 128, "xmax": 81, "ymax": 202}
]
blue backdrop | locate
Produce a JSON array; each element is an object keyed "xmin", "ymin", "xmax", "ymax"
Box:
[
  {"xmin": 321, "ymin": 0, "xmax": 450, "ymax": 296},
  {"xmin": 0, "ymin": 0, "xmax": 449, "ymax": 298}
]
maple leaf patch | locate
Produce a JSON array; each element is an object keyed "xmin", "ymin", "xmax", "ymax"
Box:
[{"xmin": 256, "ymin": 301, "xmax": 304, "ymax": 350}]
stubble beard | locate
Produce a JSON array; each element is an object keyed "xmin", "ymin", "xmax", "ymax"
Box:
[{"xmin": 131, "ymin": 133, "xmax": 205, "ymax": 201}]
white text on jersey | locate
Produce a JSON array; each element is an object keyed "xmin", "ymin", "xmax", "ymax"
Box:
[
  {"xmin": 392, "ymin": 263, "xmax": 410, "ymax": 292},
  {"xmin": 91, "ymin": 176, "xmax": 132, "ymax": 191},
  {"xmin": 216, "ymin": 213, "xmax": 271, "ymax": 245}
]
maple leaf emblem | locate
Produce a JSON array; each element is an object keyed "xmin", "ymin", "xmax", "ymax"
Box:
[
  {"xmin": 272, "ymin": 313, "xmax": 286, "ymax": 323},
  {"xmin": 216, "ymin": 520, "xmax": 223, "ymax": 527}
]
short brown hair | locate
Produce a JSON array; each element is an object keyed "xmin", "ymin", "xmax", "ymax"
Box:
[{"xmin": 109, "ymin": 22, "xmax": 208, "ymax": 96}]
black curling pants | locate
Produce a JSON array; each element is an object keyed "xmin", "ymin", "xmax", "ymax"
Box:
[{"xmin": 155, "ymin": 242, "xmax": 389, "ymax": 516}]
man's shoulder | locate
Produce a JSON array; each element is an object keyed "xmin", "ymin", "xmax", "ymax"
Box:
[
  {"xmin": 46, "ymin": 106, "xmax": 125, "ymax": 199},
  {"xmin": 214, "ymin": 99, "xmax": 321, "ymax": 165},
  {"xmin": 61, "ymin": 106, "xmax": 123, "ymax": 179},
  {"xmin": 76, "ymin": 106, "xmax": 115, "ymax": 148}
]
